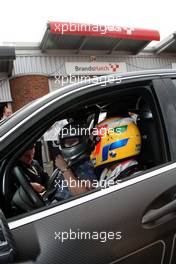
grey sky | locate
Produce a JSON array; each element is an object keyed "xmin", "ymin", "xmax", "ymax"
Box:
[{"xmin": 0, "ymin": 0, "xmax": 175, "ymax": 46}]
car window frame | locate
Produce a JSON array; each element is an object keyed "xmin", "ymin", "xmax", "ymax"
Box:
[{"xmin": 0, "ymin": 79, "xmax": 171, "ymax": 220}]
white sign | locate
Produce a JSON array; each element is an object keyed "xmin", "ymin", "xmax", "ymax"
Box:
[
  {"xmin": 65, "ymin": 62, "xmax": 127, "ymax": 75},
  {"xmin": 172, "ymin": 63, "xmax": 176, "ymax": 69}
]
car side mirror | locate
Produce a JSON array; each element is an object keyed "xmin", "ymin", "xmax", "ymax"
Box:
[{"xmin": 0, "ymin": 209, "xmax": 17, "ymax": 263}]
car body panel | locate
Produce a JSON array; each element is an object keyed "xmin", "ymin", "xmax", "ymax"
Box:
[
  {"xmin": 9, "ymin": 162, "xmax": 176, "ymax": 263},
  {"xmin": 1, "ymin": 70, "xmax": 176, "ymax": 263}
]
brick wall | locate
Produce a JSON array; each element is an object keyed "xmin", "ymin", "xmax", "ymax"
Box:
[{"xmin": 10, "ymin": 75, "xmax": 49, "ymax": 111}]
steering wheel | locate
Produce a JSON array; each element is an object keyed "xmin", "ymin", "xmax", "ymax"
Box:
[
  {"xmin": 47, "ymin": 168, "xmax": 60, "ymax": 190},
  {"xmin": 12, "ymin": 166, "xmax": 45, "ymax": 211},
  {"xmin": 42, "ymin": 168, "xmax": 61, "ymax": 200},
  {"xmin": 12, "ymin": 166, "xmax": 62, "ymax": 212}
]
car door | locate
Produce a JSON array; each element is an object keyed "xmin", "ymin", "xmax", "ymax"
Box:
[
  {"xmin": 1, "ymin": 74, "xmax": 176, "ymax": 264},
  {"xmin": 7, "ymin": 164, "xmax": 176, "ymax": 264}
]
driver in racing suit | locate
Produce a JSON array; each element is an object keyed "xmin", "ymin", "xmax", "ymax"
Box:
[{"xmin": 91, "ymin": 117, "xmax": 142, "ymax": 187}]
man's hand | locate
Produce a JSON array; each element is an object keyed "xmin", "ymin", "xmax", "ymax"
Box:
[
  {"xmin": 55, "ymin": 155, "xmax": 68, "ymax": 170},
  {"xmin": 55, "ymin": 155, "xmax": 92, "ymax": 195},
  {"xmin": 30, "ymin": 182, "xmax": 45, "ymax": 193}
]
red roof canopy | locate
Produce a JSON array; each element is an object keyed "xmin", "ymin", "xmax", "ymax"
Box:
[
  {"xmin": 49, "ymin": 22, "xmax": 160, "ymax": 41},
  {"xmin": 40, "ymin": 22, "xmax": 160, "ymax": 54}
]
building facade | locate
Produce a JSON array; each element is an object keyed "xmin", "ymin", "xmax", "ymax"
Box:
[{"xmin": 1, "ymin": 22, "xmax": 176, "ymax": 112}]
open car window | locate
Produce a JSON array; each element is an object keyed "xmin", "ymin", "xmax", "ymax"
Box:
[{"xmin": 0, "ymin": 81, "xmax": 170, "ymax": 220}]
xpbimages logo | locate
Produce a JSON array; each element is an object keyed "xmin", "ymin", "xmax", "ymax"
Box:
[
  {"xmin": 54, "ymin": 229, "xmax": 122, "ymax": 243},
  {"xmin": 53, "ymin": 22, "xmax": 135, "ymax": 36},
  {"xmin": 59, "ymin": 123, "xmax": 116, "ymax": 139},
  {"xmin": 54, "ymin": 74, "xmax": 122, "ymax": 87}
]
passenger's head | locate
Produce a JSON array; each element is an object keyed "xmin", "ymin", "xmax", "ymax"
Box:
[
  {"xmin": 58, "ymin": 122, "xmax": 93, "ymax": 165},
  {"xmin": 20, "ymin": 145, "xmax": 35, "ymax": 165},
  {"xmin": 3, "ymin": 107, "xmax": 12, "ymax": 118},
  {"xmin": 91, "ymin": 117, "xmax": 141, "ymax": 168}
]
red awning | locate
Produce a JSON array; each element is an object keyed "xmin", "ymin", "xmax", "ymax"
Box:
[
  {"xmin": 40, "ymin": 22, "xmax": 160, "ymax": 54},
  {"xmin": 49, "ymin": 22, "xmax": 160, "ymax": 41}
]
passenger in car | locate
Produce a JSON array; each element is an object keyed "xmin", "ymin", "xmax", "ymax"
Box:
[
  {"xmin": 18, "ymin": 145, "xmax": 49, "ymax": 193},
  {"xmin": 53, "ymin": 122, "xmax": 98, "ymax": 200},
  {"xmin": 91, "ymin": 117, "xmax": 142, "ymax": 186}
]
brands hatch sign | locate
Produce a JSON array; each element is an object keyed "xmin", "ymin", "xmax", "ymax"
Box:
[{"xmin": 65, "ymin": 62, "xmax": 127, "ymax": 75}]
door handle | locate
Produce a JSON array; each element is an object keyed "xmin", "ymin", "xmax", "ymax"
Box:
[{"xmin": 142, "ymin": 199, "xmax": 176, "ymax": 225}]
